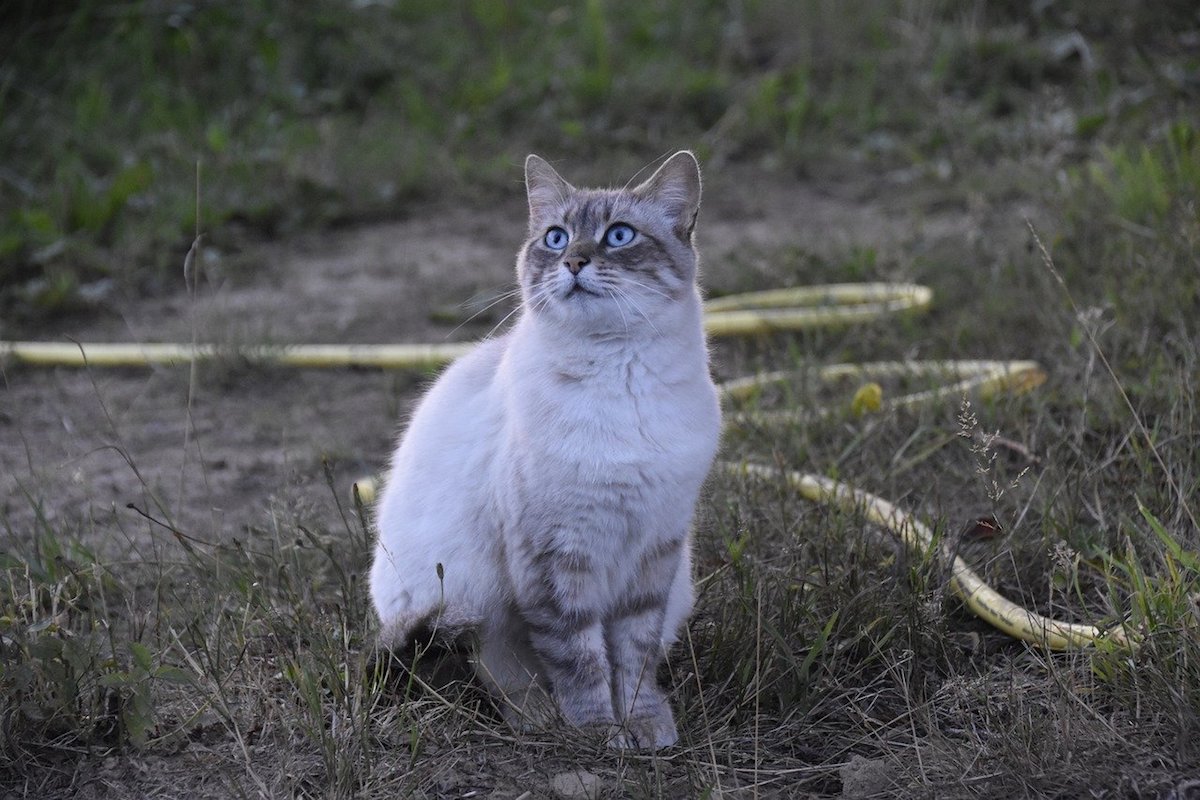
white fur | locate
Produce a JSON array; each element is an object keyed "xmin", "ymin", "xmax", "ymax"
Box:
[
  {"xmin": 368, "ymin": 152, "xmax": 721, "ymax": 747},
  {"xmin": 369, "ymin": 287, "xmax": 719, "ymax": 642}
]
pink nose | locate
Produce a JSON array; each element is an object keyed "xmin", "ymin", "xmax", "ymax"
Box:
[{"xmin": 563, "ymin": 256, "xmax": 590, "ymax": 275}]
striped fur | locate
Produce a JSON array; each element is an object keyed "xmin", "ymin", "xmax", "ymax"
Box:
[{"xmin": 369, "ymin": 152, "xmax": 721, "ymax": 750}]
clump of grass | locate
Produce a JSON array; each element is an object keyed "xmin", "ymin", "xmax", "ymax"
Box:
[
  {"xmin": 1087, "ymin": 122, "xmax": 1200, "ymax": 224},
  {"xmin": 0, "ymin": 530, "xmax": 174, "ymax": 760}
]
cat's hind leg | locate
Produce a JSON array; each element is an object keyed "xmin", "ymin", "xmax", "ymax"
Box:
[{"xmin": 473, "ymin": 611, "xmax": 555, "ymax": 730}]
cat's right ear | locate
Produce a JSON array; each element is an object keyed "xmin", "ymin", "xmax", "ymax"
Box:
[
  {"xmin": 525, "ymin": 155, "xmax": 573, "ymax": 226},
  {"xmin": 633, "ymin": 150, "xmax": 702, "ymax": 240}
]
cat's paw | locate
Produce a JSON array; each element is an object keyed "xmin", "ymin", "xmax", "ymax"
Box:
[
  {"xmin": 604, "ymin": 726, "xmax": 636, "ymax": 750},
  {"xmin": 613, "ymin": 710, "xmax": 679, "ymax": 750},
  {"xmin": 558, "ymin": 694, "xmax": 619, "ymax": 730},
  {"xmin": 584, "ymin": 722, "xmax": 635, "ymax": 749}
]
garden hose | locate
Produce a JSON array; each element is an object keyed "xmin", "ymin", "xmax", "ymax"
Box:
[
  {"xmin": 726, "ymin": 462, "xmax": 1135, "ymax": 651},
  {"xmin": 720, "ymin": 359, "xmax": 1048, "ymax": 427},
  {"xmin": 0, "ymin": 340, "xmax": 476, "ymax": 370},
  {"xmin": 1, "ymin": 282, "xmax": 1135, "ymax": 650},
  {"xmin": 0, "ymin": 283, "xmax": 930, "ymax": 368},
  {"xmin": 702, "ymin": 282, "xmax": 931, "ymax": 336}
]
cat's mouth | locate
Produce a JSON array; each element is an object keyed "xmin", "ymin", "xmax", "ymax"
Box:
[{"xmin": 565, "ymin": 281, "xmax": 600, "ymax": 298}]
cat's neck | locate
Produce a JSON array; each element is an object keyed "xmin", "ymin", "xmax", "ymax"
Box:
[
  {"xmin": 504, "ymin": 289, "xmax": 706, "ymax": 391},
  {"xmin": 521, "ymin": 287, "xmax": 702, "ymax": 348}
]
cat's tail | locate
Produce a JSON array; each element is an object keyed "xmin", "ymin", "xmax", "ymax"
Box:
[
  {"xmin": 368, "ymin": 540, "xmax": 484, "ymax": 650},
  {"xmin": 375, "ymin": 603, "xmax": 477, "ymax": 650},
  {"xmin": 370, "ymin": 618, "xmax": 476, "ymax": 689}
]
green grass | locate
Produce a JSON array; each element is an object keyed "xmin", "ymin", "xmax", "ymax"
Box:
[
  {"xmin": 3, "ymin": 0, "xmax": 1130, "ymax": 320},
  {"xmin": 3, "ymin": 1, "xmax": 1200, "ymax": 797}
]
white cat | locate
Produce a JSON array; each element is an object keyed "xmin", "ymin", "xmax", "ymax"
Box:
[{"xmin": 369, "ymin": 151, "xmax": 721, "ymax": 749}]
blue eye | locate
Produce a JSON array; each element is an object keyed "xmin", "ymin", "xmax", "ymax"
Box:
[
  {"xmin": 604, "ymin": 223, "xmax": 636, "ymax": 248},
  {"xmin": 544, "ymin": 227, "xmax": 569, "ymax": 251}
]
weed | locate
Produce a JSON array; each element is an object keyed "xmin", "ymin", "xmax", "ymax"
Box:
[{"xmin": 1088, "ymin": 122, "xmax": 1200, "ymax": 223}]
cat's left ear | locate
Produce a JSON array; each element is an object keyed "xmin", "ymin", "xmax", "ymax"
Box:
[
  {"xmin": 525, "ymin": 155, "xmax": 574, "ymax": 227},
  {"xmin": 634, "ymin": 151, "xmax": 702, "ymax": 239}
]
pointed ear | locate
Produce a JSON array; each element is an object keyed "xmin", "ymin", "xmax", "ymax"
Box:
[
  {"xmin": 633, "ymin": 151, "xmax": 701, "ymax": 238},
  {"xmin": 525, "ymin": 155, "xmax": 573, "ymax": 225}
]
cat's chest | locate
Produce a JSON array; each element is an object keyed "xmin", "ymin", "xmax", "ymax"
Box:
[
  {"xmin": 515, "ymin": 349, "xmax": 717, "ymax": 469},
  {"xmin": 552, "ymin": 355, "xmax": 667, "ymax": 419}
]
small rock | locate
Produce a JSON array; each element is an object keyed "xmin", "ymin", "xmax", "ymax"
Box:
[
  {"xmin": 840, "ymin": 755, "xmax": 892, "ymax": 798},
  {"xmin": 551, "ymin": 769, "xmax": 601, "ymax": 800}
]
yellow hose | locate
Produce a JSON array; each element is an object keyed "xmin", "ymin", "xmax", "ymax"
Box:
[
  {"xmin": 0, "ymin": 284, "xmax": 930, "ymax": 369},
  {"xmin": 725, "ymin": 463, "xmax": 1135, "ymax": 650},
  {"xmin": 0, "ymin": 340, "xmax": 473, "ymax": 370},
  {"xmin": 721, "ymin": 360, "xmax": 1047, "ymax": 427},
  {"xmin": 703, "ymin": 283, "xmax": 932, "ymax": 336},
  {"xmin": 2, "ymin": 282, "xmax": 1135, "ymax": 650}
]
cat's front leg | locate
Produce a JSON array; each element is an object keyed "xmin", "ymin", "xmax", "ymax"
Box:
[
  {"xmin": 607, "ymin": 602, "xmax": 677, "ymax": 749},
  {"xmin": 522, "ymin": 608, "xmax": 620, "ymax": 733},
  {"xmin": 606, "ymin": 536, "xmax": 688, "ymax": 750},
  {"xmin": 511, "ymin": 544, "xmax": 621, "ymax": 738}
]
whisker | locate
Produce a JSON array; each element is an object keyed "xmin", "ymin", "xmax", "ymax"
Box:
[
  {"xmin": 445, "ymin": 285, "xmax": 522, "ymax": 339},
  {"xmin": 615, "ymin": 275, "xmax": 674, "ymax": 303},
  {"xmin": 605, "ymin": 287, "xmax": 631, "ymax": 335},
  {"xmin": 484, "ymin": 290, "xmax": 536, "ymax": 340},
  {"xmin": 527, "ymin": 285, "xmax": 555, "ymax": 319},
  {"xmin": 614, "ymin": 284, "xmax": 662, "ymax": 337}
]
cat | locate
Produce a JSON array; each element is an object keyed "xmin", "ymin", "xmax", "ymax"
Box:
[{"xmin": 368, "ymin": 151, "xmax": 721, "ymax": 750}]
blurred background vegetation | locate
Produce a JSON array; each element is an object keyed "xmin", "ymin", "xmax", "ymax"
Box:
[{"xmin": 1, "ymin": 0, "xmax": 1196, "ymax": 323}]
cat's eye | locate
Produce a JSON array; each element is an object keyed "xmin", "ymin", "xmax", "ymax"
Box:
[
  {"xmin": 544, "ymin": 227, "xmax": 570, "ymax": 251},
  {"xmin": 603, "ymin": 223, "xmax": 636, "ymax": 248}
]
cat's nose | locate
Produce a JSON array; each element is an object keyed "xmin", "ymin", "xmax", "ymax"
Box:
[{"xmin": 563, "ymin": 256, "xmax": 590, "ymax": 275}]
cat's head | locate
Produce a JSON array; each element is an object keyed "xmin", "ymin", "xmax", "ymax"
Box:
[{"xmin": 516, "ymin": 152, "xmax": 702, "ymax": 333}]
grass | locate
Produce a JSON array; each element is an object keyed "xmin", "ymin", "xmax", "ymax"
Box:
[
  {"xmin": 3, "ymin": 0, "xmax": 1145, "ymax": 320},
  {"xmin": 3, "ymin": 1, "xmax": 1200, "ymax": 797}
]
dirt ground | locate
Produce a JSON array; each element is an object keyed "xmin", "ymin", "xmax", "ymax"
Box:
[{"xmin": 0, "ymin": 162, "xmax": 1004, "ymax": 558}]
